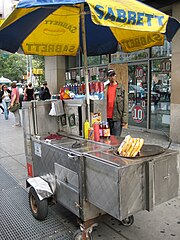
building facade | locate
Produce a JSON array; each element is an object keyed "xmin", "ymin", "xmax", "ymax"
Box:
[
  {"xmin": 44, "ymin": 2, "xmax": 180, "ymax": 142},
  {"xmin": 1, "ymin": 0, "xmax": 179, "ymax": 142}
]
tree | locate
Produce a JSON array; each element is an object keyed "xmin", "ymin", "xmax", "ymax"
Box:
[
  {"xmin": 0, "ymin": 50, "xmax": 27, "ymax": 82},
  {"xmin": 32, "ymin": 55, "xmax": 45, "ymax": 86},
  {"xmin": 0, "ymin": 50, "xmax": 45, "ymax": 85}
]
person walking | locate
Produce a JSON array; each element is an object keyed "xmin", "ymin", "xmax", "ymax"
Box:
[
  {"xmin": 10, "ymin": 82, "xmax": 21, "ymax": 127},
  {"xmin": 39, "ymin": 81, "xmax": 51, "ymax": 100},
  {"xmin": 0, "ymin": 87, "xmax": 4, "ymax": 114},
  {"xmin": 1, "ymin": 85, "xmax": 11, "ymax": 120},
  {"xmin": 105, "ymin": 69, "xmax": 128, "ymax": 136},
  {"xmin": 24, "ymin": 82, "xmax": 35, "ymax": 101}
]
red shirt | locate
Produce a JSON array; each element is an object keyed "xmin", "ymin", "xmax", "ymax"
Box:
[
  {"xmin": 107, "ymin": 84, "xmax": 117, "ymax": 118},
  {"xmin": 11, "ymin": 88, "xmax": 20, "ymax": 104}
]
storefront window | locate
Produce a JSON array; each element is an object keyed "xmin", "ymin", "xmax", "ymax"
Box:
[
  {"xmin": 87, "ymin": 56, "xmax": 101, "ymax": 66},
  {"xmin": 111, "ymin": 48, "xmax": 148, "ymax": 63},
  {"xmin": 128, "ymin": 64, "xmax": 148, "ymax": 128},
  {"xmin": 101, "ymin": 55, "xmax": 109, "ymax": 65},
  {"xmin": 150, "ymin": 59, "xmax": 171, "ymax": 133},
  {"xmin": 152, "ymin": 39, "xmax": 172, "ymax": 58}
]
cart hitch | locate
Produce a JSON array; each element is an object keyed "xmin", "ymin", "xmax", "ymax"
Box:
[{"xmin": 79, "ymin": 223, "xmax": 98, "ymax": 240}]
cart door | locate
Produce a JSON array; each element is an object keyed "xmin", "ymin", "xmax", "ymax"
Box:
[
  {"xmin": 153, "ymin": 153, "xmax": 179, "ymax": 206},
  {"xmin": 55, "ymin": 163, "xmax": 80, "ymax": 217}
]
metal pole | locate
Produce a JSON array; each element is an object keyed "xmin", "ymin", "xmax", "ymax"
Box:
[
  {"xmin": 80, "ymin": 4, "xmax": 90, "ymax": 123},
  {"xmin": 26, "ymin": 55, "xmax": 29, "ymax": 81}
]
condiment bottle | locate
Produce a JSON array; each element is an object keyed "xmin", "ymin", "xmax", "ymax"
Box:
[
  {"xmin": 103, "ymin": 121, "xmax": 110, "ymax": 138},
  {"xmin": 84, "ymin": 120, "xmax": 90, "ymax": 139},
  {"xmin": 93, "ymin": 123, "xmax": 100, "ymax": 142},
  {"xmin": 99, "ymin": 122, "xmax": 103, "ymax": 138}
]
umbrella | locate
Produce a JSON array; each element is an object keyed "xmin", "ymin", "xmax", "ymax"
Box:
[
  {"xmin": 0, "ymin": 0, "xmax": 179, "ymax": 121},
  {"xmin": 0, "ymin": 76, "xmax": 11, "ymax": 84}
]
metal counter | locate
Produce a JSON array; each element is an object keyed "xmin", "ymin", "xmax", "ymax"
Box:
[{"xmin": 22, "ymin": 101, "xmax": 179, "ymax": 227}]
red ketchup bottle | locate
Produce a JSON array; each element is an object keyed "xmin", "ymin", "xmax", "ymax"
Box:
[{"xmin": 93, "ymin": 123, "xmax": 100, "ymax": 142}]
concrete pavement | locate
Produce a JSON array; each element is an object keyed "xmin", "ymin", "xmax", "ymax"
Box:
[{"xmin": 0, "ymin": 110, "xmax": 180, "ymax": 240}]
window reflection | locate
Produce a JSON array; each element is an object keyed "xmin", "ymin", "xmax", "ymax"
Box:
[
  {"xmin": 152, "ymin": 39, "xmax": 172, "ymax": 58},
  {"xmin": 128, "ymin": 64, "xmax": 148, "ymax": 128},
  {"xmin": 151, "ymin": 59, "xmax": 171, "ymax": 133}
]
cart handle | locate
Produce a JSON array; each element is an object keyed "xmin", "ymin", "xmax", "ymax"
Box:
[{"xmin": 67, "ymin": 153, "xmax": 82, "ymax": 159}]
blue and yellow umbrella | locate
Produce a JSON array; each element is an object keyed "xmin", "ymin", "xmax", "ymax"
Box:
[
  {"xmin": 0, "ymin": 0, "xmax": 179, "ymax": 56},
  {"xmin": 0, "ymin": 0, "xmax": 179, "ymax": 121}
]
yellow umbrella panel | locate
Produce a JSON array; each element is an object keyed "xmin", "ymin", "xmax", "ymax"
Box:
[
  {"xmin": 88, "ymin": 0, "xmax": 168, "ymax": 52},
  {"xmin": 22, "ymin": 6, "xmax": 80, "ymax": 56}
]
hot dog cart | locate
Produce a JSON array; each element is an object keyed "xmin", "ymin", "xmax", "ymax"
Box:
[{"xmin": 22, "ymin": 100, "xmax": 179, "ymax": 239}]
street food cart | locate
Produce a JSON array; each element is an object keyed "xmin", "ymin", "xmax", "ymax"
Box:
[{"xmin": 22, "ymin": 100, "xmax": 179, "ymax": 239}]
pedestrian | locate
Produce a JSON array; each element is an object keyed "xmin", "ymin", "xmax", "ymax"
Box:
[
  {"xmin": 105, "ymin": 69, "xmax": 128, "ymax": 136},
  {"xmin": 1, "ymin": 84, "xmax": 11, "ymax": 120},
  {"xmin": 24, "ymin": 82, "xmax": 35, "ymax": 101},
  {"xmin": 10, "ymin": 82, "xmax": 21, "ymax": 127},
  {"xmin": 23, "ymin": 84, "xmax": 28, "ymax": 101},
  {"xmin": 0, "ymin": 86, "xmax": 5, "ymax": 114},
  {"xmin": 39, "ymin": 81, "xmax": 51, "ymax": 100}
]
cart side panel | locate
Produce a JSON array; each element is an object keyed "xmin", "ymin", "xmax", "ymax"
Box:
[
  {"xmin": 33, "ymin": 101, "xmax": 59, "ymax": 136},
  {"xmin": 153, "ymin": 151, "xmax": 179, "ymax": 206},
  {"xmin": 22, "ymin": 101, "xmax": 34, "ymax": 136},
  {"xmin": 85, "ymin": 156, "xmax": 120, "ymax": 219},
  {"xmin": 119, "ymin": 163, "xmax": 146, "ymax": 220},
  {"xmin": 32, "ymin": 141, "xmax": 81, "ymax": 176},
  {"xmin": 55, "ymin": 163, "xmax": 80, "ymax": 216},
  {"xmin": 32, "ymin": 141, "xmax": 82, "ymax": 217}
]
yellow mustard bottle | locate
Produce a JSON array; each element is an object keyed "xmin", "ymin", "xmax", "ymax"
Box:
[{"xmin": 84, "ymin": 120, "xmax": 90, "ymax": 139}]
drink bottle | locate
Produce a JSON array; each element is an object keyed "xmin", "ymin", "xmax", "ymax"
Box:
[
  {"xmin": 103, "ymin": 121, "xmax": 110, "ymax": 138},
  {"xmin": 99, "ymin": 122, "xmax": 103, "ymax": 138}
]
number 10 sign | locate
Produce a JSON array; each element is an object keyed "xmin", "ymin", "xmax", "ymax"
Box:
[{"xmin": 132, "ymin": 105, "xmax": 145, "ymax": 123}]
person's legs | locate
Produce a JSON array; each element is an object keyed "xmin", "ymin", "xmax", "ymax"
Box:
[
  {"xmin": 107, "ymin": 118, "xmax": 114, "ymax": 135},
  {"xmin": 13, "ymin": 109, "xmax": 21, "ymax": 126},
  {"xmin": 2, "ymin": 101, "xmax": 8, "ymax": 120},
  {"xmin": 112, "ymin": 121, "xmax": 122, "ymax": 136},
  {"xmin": 0, "ymin": 104, "xmax": 4, "ymax": 113}
]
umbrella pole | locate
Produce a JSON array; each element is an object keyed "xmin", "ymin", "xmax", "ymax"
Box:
[{"xmin": 80, "ymin": 4, "xmax": 90, "ymax": 123}]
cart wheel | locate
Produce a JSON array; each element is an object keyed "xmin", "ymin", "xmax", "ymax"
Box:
[
  {"xmin": 73, "ymin": 230, "xmax": 82, "ymax": 240},
  {"xmin": 121, "ymin": 215, "xmax": 134, "ymax": 227},
  {"xmin": 29, "ymin": 187, "xmax": 48, "ymax": 221}
]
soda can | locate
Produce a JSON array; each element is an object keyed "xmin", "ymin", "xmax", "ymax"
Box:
[
  {"xmin": 89, "ymin": 82, "xmax": 94, "ymax": 95},
  {"xmin": 99, "ymin": 81, "xmax": 104, "ymax": 92},
  {"xmin": 94, "ymin": 81, "xmax": 99, "ymax": 93}
]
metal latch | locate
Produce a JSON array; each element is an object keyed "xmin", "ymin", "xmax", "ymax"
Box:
[
  {"xmin": 163, "ymin": 174, "xmax": 170, "ymax": 180},
  {"xmin": 67, "ymin": 153, "xmax": 82, "ymax": 159}
]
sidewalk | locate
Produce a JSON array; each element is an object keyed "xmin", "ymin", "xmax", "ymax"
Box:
[{"xmin": 0, "ymin": 110, "xmax": 180, "ymax": 240}]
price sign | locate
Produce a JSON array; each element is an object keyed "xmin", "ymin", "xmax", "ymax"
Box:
[
  {"xmin": 135, "ymin": 66, "xmax": 144, "ymax": 80},
  {"xmin": 132, "ymin": 105, "xmax": 145, "ymax": 123},
  {"xmin": 160, "ymin": 59, "xmax": 171, "ymax": 73}
]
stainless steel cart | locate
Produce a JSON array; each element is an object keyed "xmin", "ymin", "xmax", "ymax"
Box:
[{"xmin": 22, "ymin": 101, "xmax": 179, "ymax": 240}]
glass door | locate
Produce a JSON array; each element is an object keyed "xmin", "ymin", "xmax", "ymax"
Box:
[
  {"xmin": 128, "ymin": 63, "xmax": 148, "ymax": 129},
  {"xmin": 150, "ymin": 59, "xmax": 171, "ymax": 133}
]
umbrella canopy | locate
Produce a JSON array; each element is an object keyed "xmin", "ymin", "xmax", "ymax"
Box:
[
  {"xmin": 0, "ymin": 0, "xmax": 179, "ymax": 122},
  {"xmin": 0, "ymin": 0, "xmax": 179, "ymax": 56},
  {"xmin": 0, "ymin": 76, "xmax": 11, "ymax": 84}
]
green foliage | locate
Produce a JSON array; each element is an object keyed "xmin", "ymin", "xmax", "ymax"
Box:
[
  {"xmin": 32, "ymin": 55, "xmax": 45, "ymax": 86},
  {"xmin": 0, "ymin": 51, "xmax": 45, "ymax": 85},
  {"xmin": 0, "ymin": 50, "xmax": 27, "ymax": 81}
]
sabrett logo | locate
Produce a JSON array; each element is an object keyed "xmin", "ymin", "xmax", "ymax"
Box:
[
  {"xmin": 25, "ymin": 43, "xmax": 76, "ymax": 53},
  {"xmin": 94, "ymin": 5, "xmax": 164, "ymax": 26},
  {"xmin": 45, "ymin": 20, "xmax": 77, "ymax": 33},
  {"xmin": 121, "ymin": 33, "xmax": 163, "ymax": 50}
]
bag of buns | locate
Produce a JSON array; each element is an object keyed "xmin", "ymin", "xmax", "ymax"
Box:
[{"xmin": 118, "ymin": 135, "xmax": 144, "ymax": 157}]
